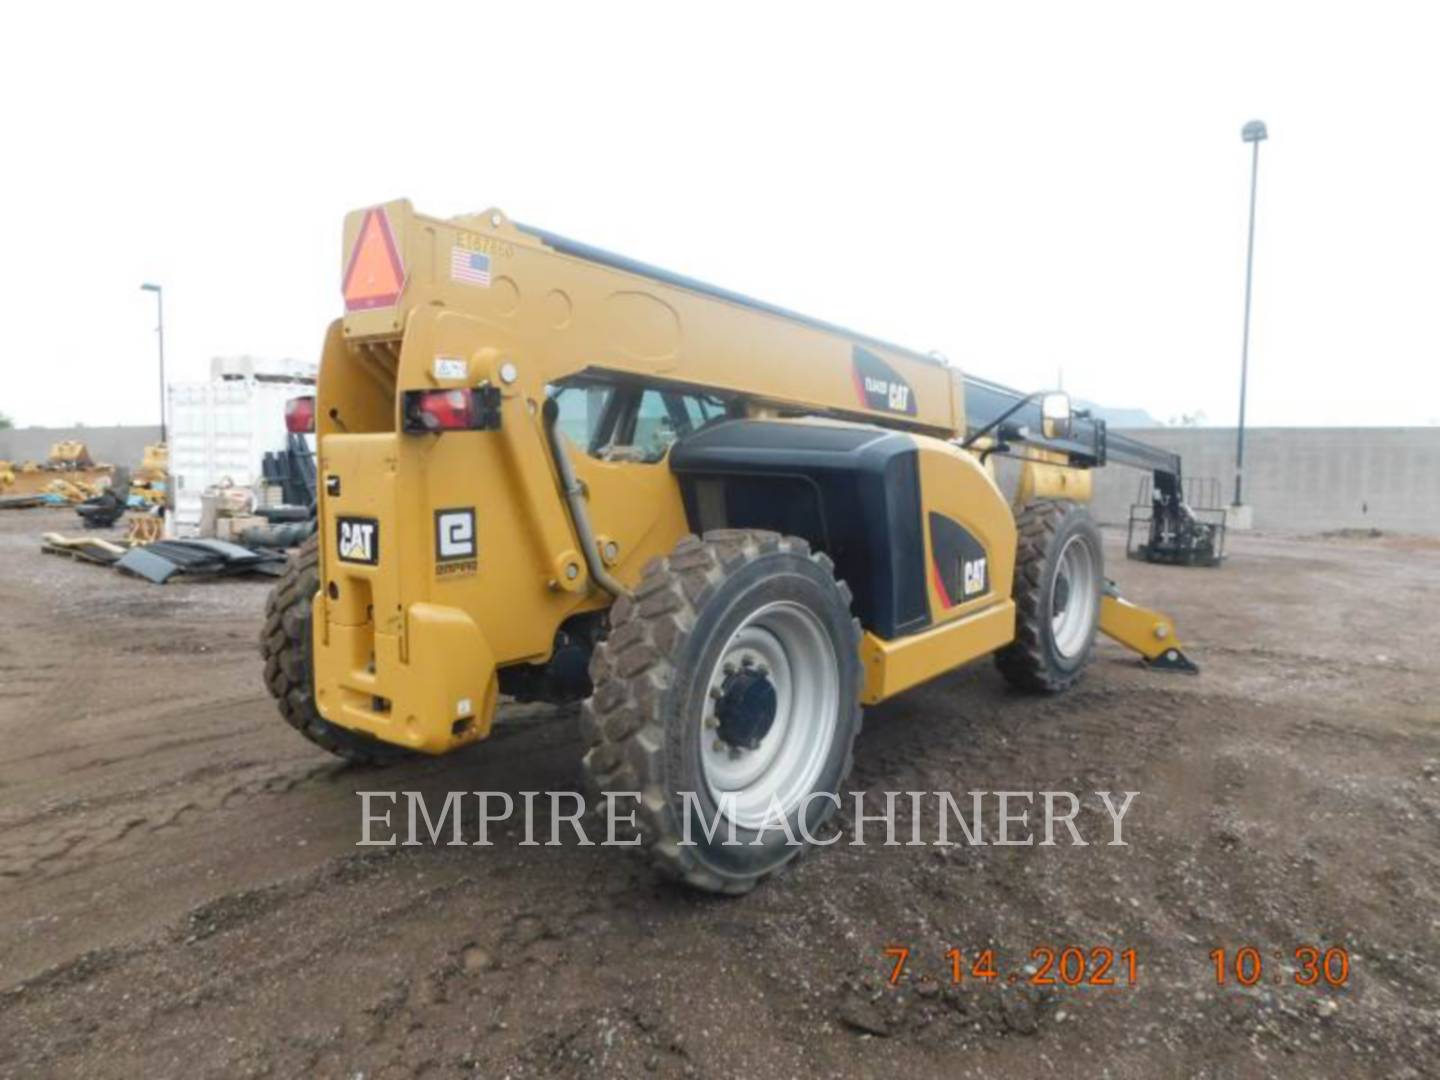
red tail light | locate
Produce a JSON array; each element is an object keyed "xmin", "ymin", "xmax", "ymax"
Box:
[
  {"xmin": 402, "ymin": 386, "xmax": 503, "ymax": 433},
  {"xmin": 407, "ymin": 389, "xmax": 473, "ymax": 431},
  {"xmin": 285, "ymin": 395, "xmax": 316, "ymax": 433}
]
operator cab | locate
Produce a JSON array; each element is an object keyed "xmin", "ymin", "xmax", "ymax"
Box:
[{"xmin": 548, "ymin": 378, "xmax": 735, "ymax": 463}]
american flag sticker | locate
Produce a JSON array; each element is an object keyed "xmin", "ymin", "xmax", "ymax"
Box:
[{"xmin": 450, "ymin": 246, "xmax": 492, "ymax": 287}]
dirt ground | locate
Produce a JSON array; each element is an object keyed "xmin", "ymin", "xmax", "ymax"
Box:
[{"xmin": 0, "ymin": 507, "xmax": 1436, "ymax": 1078}]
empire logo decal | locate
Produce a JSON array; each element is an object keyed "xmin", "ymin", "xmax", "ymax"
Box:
[
  {"xmin": 337, "ymin": 517, "xmax": 379, "ymax": 565},
  {"xmin": 435, "ymin": 508, "xmax": 478, "ymax": 577},
  {"xmin": 852, "ymin": 346, "xmax": 918, "ymax": 417}
]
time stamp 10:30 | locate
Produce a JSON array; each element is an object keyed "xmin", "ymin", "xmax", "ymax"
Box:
[{"xmin": 883, "ymin": 945, "xmax": 1352, "ymax": 989}]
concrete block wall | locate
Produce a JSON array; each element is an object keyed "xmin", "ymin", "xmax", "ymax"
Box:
[
  {"xmin": 3, "ymin": 423, "xmax": 1436, "ymax": 535},
  {"xmin": 1088, "ymin": 427, "xmax": 1440, "ymax": 534},
  {"xmin": 0, "ymin": 426, "xmax": 163, "ymax": 468}
]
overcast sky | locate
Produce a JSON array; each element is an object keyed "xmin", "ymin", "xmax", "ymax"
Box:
[{"xmin": 4, "ymin": 2, "xmax": 1437, "ymax": 429}]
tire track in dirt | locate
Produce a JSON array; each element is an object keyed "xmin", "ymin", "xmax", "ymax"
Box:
[{"xmin": 0, "ymin": 757, "xmax": 345, "ymax": 882}]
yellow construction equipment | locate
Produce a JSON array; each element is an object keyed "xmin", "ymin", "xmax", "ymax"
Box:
[
  {"xmin": 130, "ymin": 444, "xmax": 168, "ymax": 507},
  {"xmin": 48, "ymin": 440, "xmax": 93, "ymax": 468},
  {"xmin": 42, "ymin": 477, "xmax": 98, "ymax": 504},
  {"xmin": 126, "ymin": 515, "xmax": 164, "ymax": 546},
  {"xmin": 136, "ymin": 443, "xmax": 168, "ymax": 482},
  {"xmin": 261, "ymin": 200, "xmax": 1197, "ymax": 892}
]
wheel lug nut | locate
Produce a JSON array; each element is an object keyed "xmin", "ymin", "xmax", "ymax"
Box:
[
  {"xmin": 713, "ymin": 738, "xmax": 727, "ymax": 752},
  {"xmin": 755, "ymin": 664, "xmax": 769, "ymax": 676},
  {"xmin": 709, "ymin": 686, "xmax": 723, "ymax": 700},
  {"xmin": 741, "ymin": 656, "xmax": 754, "ymax": 668},
  {"xmin": 704, "ymin": 717, "xmax": 718, "ymax": 729},
  {"xmin": 723, "ymin": 662, "xmax": 736, "ymax": 676}
]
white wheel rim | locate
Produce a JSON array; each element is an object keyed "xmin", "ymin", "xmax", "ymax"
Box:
[
  {"xmin": 699, "ymin": 601, "xmax": 839, "ymax": 831},
  {"xmin": 1050, "ymin": 534, "xmax": 1098, "ymax": 659}
]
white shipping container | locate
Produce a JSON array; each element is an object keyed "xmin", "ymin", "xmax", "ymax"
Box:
[{"xmin": 167, "ymin": 375, "xmax": 313, "ymax": 536}]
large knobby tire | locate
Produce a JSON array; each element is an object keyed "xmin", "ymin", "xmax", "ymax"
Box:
[
  {"xmin": 995, "ymin": 500, "xmax": 1104, "ymax": 693},
  {"xmin": 581, "ymin": 530, "xmax": 863, "ymax": 894},
  {"xmin": 260, "ymin": 535, "xmax": 410, "ymax": 765}
]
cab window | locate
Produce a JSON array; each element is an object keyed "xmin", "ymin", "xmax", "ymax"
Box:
[
  {"xmin": 550, "ymin": 381, "xmax": 614, "ymax": 450},
  {"xmin": 547, "ymin": 380, "xmax": 730, "ymax": 463},
  {"xmin": 622, "ymin": 388, "xmax": 729, "ymax": 461}
]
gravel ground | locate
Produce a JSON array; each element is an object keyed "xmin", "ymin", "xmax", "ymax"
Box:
[{"xmin": 0, "ymin": 507, "xmax": 1437, "ymax": 1078}]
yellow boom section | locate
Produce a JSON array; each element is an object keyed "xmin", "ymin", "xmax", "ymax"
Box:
[{"xmin": 338, "ymin": 200, "xmax": 968, "ymax": 439}]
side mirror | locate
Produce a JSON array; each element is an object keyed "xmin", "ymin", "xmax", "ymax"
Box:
[{"xmin": 1041, "ymin": 392, "xmax": 1072, "ymax": 440}]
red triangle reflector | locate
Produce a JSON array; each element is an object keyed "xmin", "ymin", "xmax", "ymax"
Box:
[{"xmin": 343, "ymin": 207, "xmax": 405, "ymax": 311}]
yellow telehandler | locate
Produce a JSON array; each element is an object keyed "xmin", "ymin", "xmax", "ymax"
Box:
[{"xmin": 262, "ymin": 200, "xmax": 1198, "ymax": 892}]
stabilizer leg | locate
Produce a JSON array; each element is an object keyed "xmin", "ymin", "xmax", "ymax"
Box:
[{"xmin": 1099, "ymin": 582, "xmax": 1199, "ymax": 675}]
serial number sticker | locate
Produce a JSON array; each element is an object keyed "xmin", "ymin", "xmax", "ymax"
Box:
[
  {"xmin": 454, "ymin": 231, "xmax": 514, "ymax": 258},
  {"xmin": 433, "ymin": 355, "xmax": 467, "ymax": 380}
]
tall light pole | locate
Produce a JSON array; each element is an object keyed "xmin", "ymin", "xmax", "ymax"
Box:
[
  {"xmin": 140, "ymin": 283, "xmax": 166, "ymax": 445},
  {"xmin": 1233, "ymin": 119, "xmax": 1267, "ymax": 507}
]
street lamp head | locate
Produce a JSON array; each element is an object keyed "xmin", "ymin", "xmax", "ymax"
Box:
[
  {"xmin": 1241, "ymin": 120, "xmax": 1268, "ymax": 143},
  {"xmin": 140, "ymin": 282, "xmax": 161, "ymax": 293}
]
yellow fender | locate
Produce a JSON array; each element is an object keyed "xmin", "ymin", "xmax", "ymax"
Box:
[{"xmin": 1099, "ymin": 582, "xmax": 1199, "ymax": 673}]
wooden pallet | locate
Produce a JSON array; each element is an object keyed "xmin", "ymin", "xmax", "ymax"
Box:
[{"xmin": 39, "ymin": 532, "xmax": 127, "ymax": 566}]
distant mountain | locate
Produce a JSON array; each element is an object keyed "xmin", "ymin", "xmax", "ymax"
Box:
[{"xmin": 1075, "ymin": 402, "xmax": 1159, "ymax": 428}]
